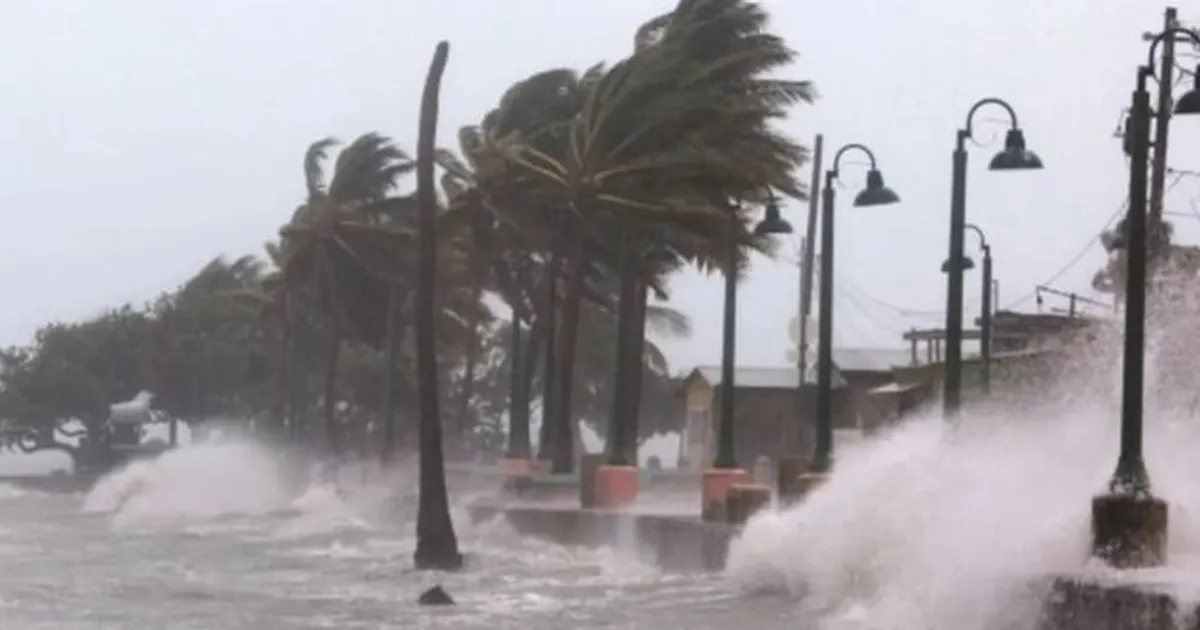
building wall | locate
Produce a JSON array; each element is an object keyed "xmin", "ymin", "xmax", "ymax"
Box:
[{"xmin": 680, "ymin": 378, "xmax": 860, "ymax": 471}]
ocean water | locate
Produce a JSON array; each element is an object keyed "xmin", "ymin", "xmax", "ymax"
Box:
[
  {"xmin": 0, "ymin": 441, "xmax": 800, "ymax": 629},
  {"xmin": 6, "ymin": 318, "xmax": 1199, "ymax": 629}
]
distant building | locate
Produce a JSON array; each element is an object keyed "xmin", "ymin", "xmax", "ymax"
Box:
[
  {"xmin": 675, "ymin": 348, "xmax": 910, "ymax": 471},
  {"xmin": 674, "ymin": 310, "xmax": 1110, "ymax": 472}
]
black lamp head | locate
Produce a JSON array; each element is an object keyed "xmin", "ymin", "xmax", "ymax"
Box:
[
  {"xmin": 941, "ymin": 256, "xmax": 976, "ymax": 273},
  {"xmin": 1175, "ymin": 65, "xmax": 1200, "ymax": 115},
  {"xmin": 853, "ymin": 169, "xmax": 901, "ymax": 207},
  {"xmin": 989, "ymin": 129, "xmax": 1044, "ymax": 171},
  {"xmin": 753, "ymin": 199, "xmax": 794, "ymax": 236}
]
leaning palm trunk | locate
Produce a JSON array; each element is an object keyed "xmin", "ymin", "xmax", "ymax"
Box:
[
  {"xmin": 550, "ymin": 245, "xmax": 587, "ymax": 474},
  {"xmin": 605, "ymin": 229, "xmax": 639, "ymax": 466},
  {"xmin": 412, "ymin": 40, "xmax": 462, "ymax": 571},
  {"xmin": 623, "ymin": 272, "xmax": 650, "ymax": 465},
  {"xmin": 536, "ymin": 253, "xmax": 560, "ymax": 462}
]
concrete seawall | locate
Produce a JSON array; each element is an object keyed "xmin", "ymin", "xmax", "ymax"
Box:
[{"xmin": 466, "ymin": 502, "xmax": 736, "ymax": 573}]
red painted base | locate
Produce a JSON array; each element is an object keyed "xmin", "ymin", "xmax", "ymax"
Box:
[
  {"xmin": 498, "ymin": 458, "xmax": 534, "ymax": 475},
  {"xmin": 595, "ymin": 465, "xmax": 639, "ymax": 509},
  {"xmin": 701, "ymin": 468, "xmax": 747, "ymax": 522}
]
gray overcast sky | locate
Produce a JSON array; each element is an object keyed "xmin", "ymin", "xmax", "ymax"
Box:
[{"xmin": 3, "ymin": 0, "xmax": 1199, "ymax": 373}]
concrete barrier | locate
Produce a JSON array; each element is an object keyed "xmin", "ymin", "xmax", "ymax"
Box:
[{"xmin": 466, "ymin": 502, "xmax": 735, "ymax": 573}]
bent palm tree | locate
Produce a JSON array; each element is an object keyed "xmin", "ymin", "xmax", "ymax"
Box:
[
  {"xmin": 412, "ymin": 41, "xmax": 462, "ymax": 572},
  {"xmin": 278, "ymin": 133, "xmax": 416, "ymax": 456}
]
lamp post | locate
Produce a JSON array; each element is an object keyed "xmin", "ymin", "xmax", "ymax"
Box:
[
  {"xmin": 941, "ymin": 224, "xmax": 993, "ymax": 395},
  {"xmin": 701, "ymin": 194, "xmax": 793, "ymax": 521},
  {"xmin": 810, "ymin": 144, "xmax": 900, "ymax": 477},
  {"xmin": 713, "ymin": 195, "xmax": 794, "ymax": 469},
  {"xmin": 1092, "ymin": 26, "xmax": 1200, "ymax": 570},
  {"xmin": 942, "ymin": 99, "xmax": 1042, "ymax": 419}
]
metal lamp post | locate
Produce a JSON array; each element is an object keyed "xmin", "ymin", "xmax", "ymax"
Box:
[
  {"xmin": 1092, "ymin": 26, "xmax": 1200, "ymax": 569},
  {"xmin": 942, "ymin": 98, "xmax": 1042, "ymax": 419},
  {"xmin": 941, "ymin": 224, "xmax": 993, "ymax": 395},
  {"xmin": 811, "ymin": 144, "xmax": 900, "ymax": 475},
  {"xmin": 712, "ymin": 196, "xmax": 794, "ymax": 470}
]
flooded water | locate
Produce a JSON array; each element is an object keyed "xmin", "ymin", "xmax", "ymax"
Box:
[{"xmin": 0, "ymin": 442, "xmax": 802, "ymax": 629}]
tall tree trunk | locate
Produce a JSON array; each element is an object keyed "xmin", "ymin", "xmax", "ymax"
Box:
[
  {"xmin": 381, "ymin": 285, "xmax": 403, "ymax": 463},
  {"xmin": 412, "ymin": 40, "xmax": 461, "ymax": 571},
  {"xmin": 505, "ymin": 308, "xmax": 532, "ymax": 459},
  {"xmin": 623, "ymin": 274, "xmax": 650, "ymax": 465},
  {"xmin": 551, "ymin": 248, "xmax": 588, "ymax": 474},
  {"xmin": 537, "ymin": 254, "xmax": 560, "ymax": 461},
  {"xmin": 605, "ymin": 229, "xmax": 638, "ymax": 466},
  {"xmin": 322, "ymin": 312, "xmax": 342, "ymax": 457}
]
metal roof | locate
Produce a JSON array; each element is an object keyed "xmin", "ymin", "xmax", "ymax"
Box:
[{"xmin": 685, "ymin": 349, "xmax": 912, "ymax": 392}]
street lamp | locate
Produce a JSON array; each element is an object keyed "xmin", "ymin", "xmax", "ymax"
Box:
[
  {"xmin": 700, "ymin": 193, "xmax": 792, "ymax": 522},
  {"xmin": 714, "ymin": 194, "xmax": 794, "ymax": 470},
  {"xmin": 941, "ymin": 224, "xmax": 993, "ymax": 395},
  {"xmin": 942, "ymin": 98, "xmax": 1042, "ymax": 419},
  {"xmin": 1092, "ymin": 26, "xmax": 1200, "ymax": 570},
  {"xmin": 811, "ymin": 144, "xmax": 900, "ymax": 476}
]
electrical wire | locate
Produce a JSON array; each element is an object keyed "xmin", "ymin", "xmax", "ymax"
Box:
[
  {"xmin": 1001, "ymin": 200, "xmax": 1128, "ymax": 309},
  {"xmin": 1003, "ymin": 174, "xmax": 1186, "ymax": 309}
]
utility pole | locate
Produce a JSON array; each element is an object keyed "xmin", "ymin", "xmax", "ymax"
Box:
[
  {"xmin": 796, "ymin": 134, "xmax": 823, "ymax": 434},
  {"xmin": 1147, "ymin": 7, "xmax": 1178, "ymax": 230}
]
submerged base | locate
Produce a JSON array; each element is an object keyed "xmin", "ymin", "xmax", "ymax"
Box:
[
  {"xmin": 701, "ymin": 468, "xmax": 747, "ymax": 522},
  {"xmin": 413, "ymin": 548, "xmax": 465, "ymax": 572},
  {"xmin": 594, "ymin": 465, "xmax": 638, "ymax": 509},
  {"xmin": 725, "ymin": 483, "xmax": 771, "ymax": 525},
  {"xmin": 1091, "ymin": 494, "xmax": 1168, "ymax": 569},
  {"xmin": 418, "ymin": 585, "xmax": 456, "ymax": 606},
  {"xmin": 1042, "ymin": 576, "xmax": 1178, "ymax": 630},
  {"xmin": 776, "ymin": 455, "xmax": 809, "ymax": 505}
]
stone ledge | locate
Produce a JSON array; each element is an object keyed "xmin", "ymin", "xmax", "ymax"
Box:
[
  {"xmin": 466, "ymin": 502, "xmax": 735, "ymax": 573},
  {"xmin": 1041, "ymin": 574, "xmax": 1200, "ymax": 630}
]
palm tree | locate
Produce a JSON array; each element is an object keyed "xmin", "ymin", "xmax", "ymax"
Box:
[
  {"xmin": 276, "ymin": 132, "xmax": 415, "ymax": 457},
  {"xmin": 412, "ymin": 40, "xmax": 462, "ymax": 572},
  {"xmin": 480, "ymin": 0, "xmax": 813, "ymax": 471}
]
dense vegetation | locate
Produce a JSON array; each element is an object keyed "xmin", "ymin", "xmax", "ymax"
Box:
[{"xmin": 0, "ymin": 0, "xmax": 813, "ymax": 569}]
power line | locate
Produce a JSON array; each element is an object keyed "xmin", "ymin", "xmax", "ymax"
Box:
[{"xmin": 1002, "ymin": 199, "xmax": 1127, "ymax": 309}]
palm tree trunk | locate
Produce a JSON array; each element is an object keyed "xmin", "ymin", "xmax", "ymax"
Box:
[
  {"xmin": 412, "ymin": 40, "xmax": 461, "ymax": 571},
  {"xmin": 537, "ymin": 254, "xmax": 560, "ymax": 462},
  {"xmin": 505, "ymin": 308, "xmax": 532, "ymax": 459},
  {"xmin": 623, "ymin": 274, "xmax": 650, "ymax": 465},
  {"xmin": 551, "ymin": 248, "xmax": 587, "ymax": 474},
  {"xmin": 322, "ymin": 313, "xmax": 342, "ymax": 457},
  {"xmin": 606, "ymin": 230, "xmax": 638, "ymax": 466},
  {"xmin": 381, "ymin": 285, "xmax": 402, "ymax": 463}
]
